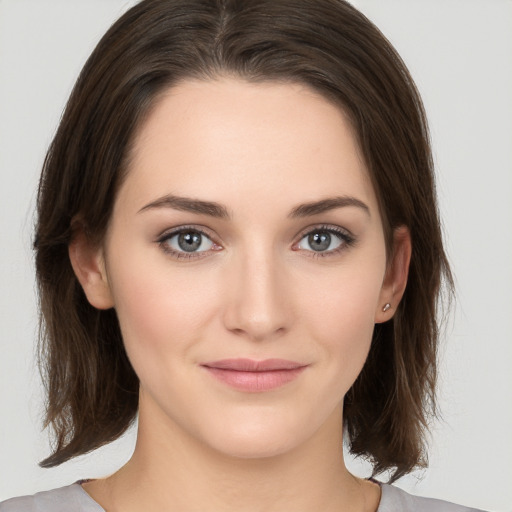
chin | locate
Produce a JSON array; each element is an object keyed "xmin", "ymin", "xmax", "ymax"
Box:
[
  {"xmin": 197, "ymin": 409, "xmax": 327, "ymax": 461},
  {"xmin": 209, "ymin": 431, "xmax": 300, "ymax": 460}
]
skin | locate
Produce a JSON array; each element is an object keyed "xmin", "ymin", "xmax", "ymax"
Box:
[{"xmin": 70, "ymin": 77, "xmax": 411, "ymax": 512}]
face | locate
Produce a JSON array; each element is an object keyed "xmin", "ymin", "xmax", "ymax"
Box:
[{"xmin": 76, "ymin": 77, "xmax": 404, "ymax": 459}]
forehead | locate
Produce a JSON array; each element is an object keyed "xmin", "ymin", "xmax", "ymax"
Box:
[{"xmin": 120, "ymin": 77, "xmax": 378, "ymax": 218}]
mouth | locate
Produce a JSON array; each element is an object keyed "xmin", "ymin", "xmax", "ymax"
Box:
[{"xmin": 200, "ymin": 358, "xmax": 308, "ymax": 392}]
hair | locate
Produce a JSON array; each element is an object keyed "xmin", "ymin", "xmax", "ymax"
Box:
[{"xmin": 35, "ymin": 0, "xmax": 453, "ymax": 482}]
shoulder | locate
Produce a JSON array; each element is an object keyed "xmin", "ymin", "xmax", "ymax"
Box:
[
  {"xmin": 378, "ymin": 483, "xmax": 487, "ymax": 512},
  {"xmin": 0, "ymin": 483, "xmax": 104, "ymax": 512}
]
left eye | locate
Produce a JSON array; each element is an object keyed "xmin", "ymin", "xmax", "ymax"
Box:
[
  {"xmin": 296, "ymin": 229, "xmax": 347, "ymax": 253},
  {"xmin": 160, "ymin": 229, "xmax": 214, "ymax": 253}
]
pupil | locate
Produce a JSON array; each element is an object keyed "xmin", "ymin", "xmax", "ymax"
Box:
[
  {"xmin": 309, "ymin": 232, "xmax": 330, "ymax": 251},
  {"xmin": 178, "ymin": 232, "xmax": 202, "ymax": 252}
]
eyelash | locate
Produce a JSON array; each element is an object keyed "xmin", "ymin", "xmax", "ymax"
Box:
[
  {"xmin": 156, "ymin": 224, "xmax": 356, "ymax": 261},
  {"xmin": 296, "ymin": 225, "xmax": 356, "ymax": 259}
]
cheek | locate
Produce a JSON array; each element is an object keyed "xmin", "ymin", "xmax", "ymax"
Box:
[
  {"xmin": 106, "ymin": 250, "xmax": 219, "ymax": 363},
  {"xmin": 306, "ymin": 256, "xmax": 384, "ymax": 333},
  {"xmin": 299, "ymin": 252, "xmax": 386, "ymax": 379}
]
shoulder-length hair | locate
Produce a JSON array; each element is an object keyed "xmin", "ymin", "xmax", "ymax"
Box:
[{"xmin": 35, "ymin": 0, "xmax": 453, "ymax": 482}]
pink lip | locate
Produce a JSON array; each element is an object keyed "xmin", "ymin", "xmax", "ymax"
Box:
[{"xmin": 201, "ymin": 358, "xmax": 308, "ymax": 392}]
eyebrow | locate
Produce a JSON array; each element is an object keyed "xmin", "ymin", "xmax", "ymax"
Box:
[{"xmin": 138, "ymin": 194, "xmax": 370, "ymax": 219}]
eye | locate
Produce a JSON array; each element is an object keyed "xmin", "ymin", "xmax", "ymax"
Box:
[
  {"xmin": 157, "ymin": 227, "xmax": 220, "ymax": 259},
  {"xmin": 295, "ymin": 226, "xmax": 355, "ymax": 257}
]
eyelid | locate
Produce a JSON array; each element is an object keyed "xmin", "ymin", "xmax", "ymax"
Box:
[
  {"xmin": 295, "ymin": 223, "xmax": 354, "ymax": 241},
  {"xmin": 156, "ymin": 225, "xmax": 221, "ymax": 260},
  {"xmin": 293, "ymin": 224, "xmax": 356, "ymax": 258},
  {"xmin": 156, "ymin": 224, "xmax": 216, "ymax": 241}
]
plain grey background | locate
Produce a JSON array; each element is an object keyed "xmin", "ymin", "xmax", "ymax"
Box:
[{"xmin": 0, "ymin": 1, "xmax": 511, "ymax": 511}]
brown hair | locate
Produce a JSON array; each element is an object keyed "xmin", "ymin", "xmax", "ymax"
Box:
[{"xmin": 35, "ymin": 0, "xmax": 453, "ymax": 482}]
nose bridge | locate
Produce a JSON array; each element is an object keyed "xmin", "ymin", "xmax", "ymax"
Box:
[{"xmin": 222, "ymin": 239, "xmax": 290, "ymax": 341}]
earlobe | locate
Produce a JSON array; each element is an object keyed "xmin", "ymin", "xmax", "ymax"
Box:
[
  {"xmin": 375, "ymin": 226, "xmax": 412, "ymax": 324},
  {"xmin": 68, "ymin": 225, "xmax": 114, "ymax": 310}
]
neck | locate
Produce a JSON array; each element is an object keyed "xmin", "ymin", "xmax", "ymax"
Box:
[{"xmin": 86, "ymin": 393, "xmax": 379, "ymax": 512}]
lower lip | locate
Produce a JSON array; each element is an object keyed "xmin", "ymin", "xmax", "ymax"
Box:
[{"xmin": 202, "ymin": 366, "xmax": 307, "ymax": 392}]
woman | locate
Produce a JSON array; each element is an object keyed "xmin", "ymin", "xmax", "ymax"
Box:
[{"xmin": 0, "ymin": 0, "xmax": 488, "ymax": 510}]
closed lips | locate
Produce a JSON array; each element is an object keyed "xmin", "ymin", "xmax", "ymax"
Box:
[
  {"xmin": 201, "ymin": 358, "xmax": 309, "ymax": 392},
  {"xmin": 201, "ymin": 358, "xmax": 306, "ymax": 371}
]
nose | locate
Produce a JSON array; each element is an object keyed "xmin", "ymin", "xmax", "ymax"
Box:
[{"xmin": 222, "ymin": 245, "xmax": 291, "ymax": 342}]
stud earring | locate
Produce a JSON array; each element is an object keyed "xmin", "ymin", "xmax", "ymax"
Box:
[{"xmin": 382, "ymin": 303, "xmax": 391, "ymax": 312}]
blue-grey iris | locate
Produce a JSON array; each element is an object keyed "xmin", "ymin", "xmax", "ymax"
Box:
[
  {"xmin": 309, "ymin": 232, "xmax": 331, "ymax": 251},
  {"xmin": 178, "ymin": 232, "xmax": 202, "ymax": 252}
]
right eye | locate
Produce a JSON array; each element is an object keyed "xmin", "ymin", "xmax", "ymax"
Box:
[{"xmin": 157, "ymin": 227, "xmax": 220, "ymax": 259}]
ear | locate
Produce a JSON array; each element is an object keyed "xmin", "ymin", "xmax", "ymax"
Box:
[
  {"xmin": 68, "ymin": 224, "xmax": 114, "ymax": 310},
  {"xmin": 374, "ymin": 226, "xmax": 411, "ymax": 323}
]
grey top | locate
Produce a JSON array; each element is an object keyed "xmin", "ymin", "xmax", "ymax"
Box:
[{"xmin": 0, "ymin": 481, "xmax": 486, "ymax": 511}]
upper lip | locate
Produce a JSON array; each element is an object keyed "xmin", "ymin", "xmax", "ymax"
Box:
[{"xmin": 202, "ymin": 358, "xmax": 306, "ymax": 371}]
